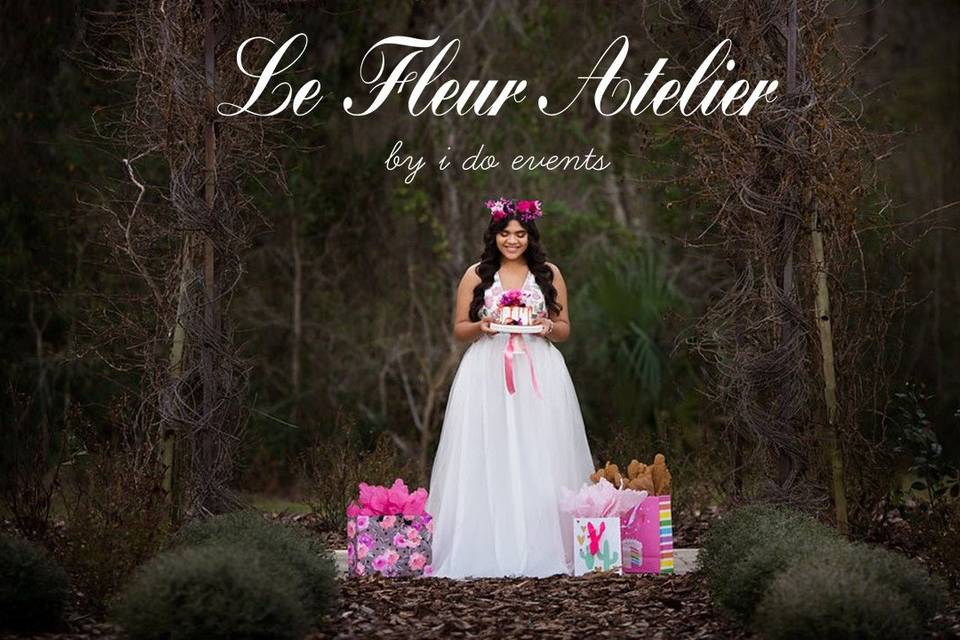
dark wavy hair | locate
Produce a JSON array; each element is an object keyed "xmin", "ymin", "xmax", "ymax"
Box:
[{"xmin": 468, "ymin": 213, "xmax": 561, "ymax": 321}]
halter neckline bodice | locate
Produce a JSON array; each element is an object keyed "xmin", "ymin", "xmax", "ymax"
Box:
[
  {"xmin": 482, "ymin": 266, "xmax": 546, "ymax": 320},
  {"xmin": 493, "ymin": 268, "xmax": 533, "ymax": 291}
]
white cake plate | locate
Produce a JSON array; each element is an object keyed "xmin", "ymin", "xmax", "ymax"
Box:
[{"xmin": 491, "ymin": 323, "xmax": 544, "ymax": 334}]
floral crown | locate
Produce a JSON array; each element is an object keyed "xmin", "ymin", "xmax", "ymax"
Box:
[{"xmin": 485, "ymin": 198, "xmax": 543, "ymax": 223}]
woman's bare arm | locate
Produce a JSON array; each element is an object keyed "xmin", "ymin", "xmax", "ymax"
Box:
[
  {"xmin": 544, "ymin": 262, "xmax": 571, "ymax": 342},
  {"xmin": 452, "ymin": 263, "xmax": 494, "ymax": 342}
]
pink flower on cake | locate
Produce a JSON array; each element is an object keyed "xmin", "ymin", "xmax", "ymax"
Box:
[
  {"xmin": 385, "ymin": 549, "xmax": 400, "ymax": 566},
  {"xmin": 355, "ymin": 563, "xmax": 365, "ymax": 576},
  {"xmin": 408, "ymin": 552, "xmax": 427, "ymax": 571},
  {"xmin": 380, "ymin": 515, "xmax": 397, "ymax": 529},
  {"xmin": 347, "ymin": 542, "xmax": 354, "ymax": 561},
  {"xmin": 405, "ymin": 526, "xmax": 422, "ymax": 546},
  {"xmin": 500, "ymin": 289, "xmax": 525, "ymax": 307},
  {"xmin": 356, "ymin": 515, "xmax": 369, "ymax": 531},
  {"xmin": 346, "ymin": 520, "xmax": 356, "ymax": 539},
  {"xmin": 357, "ymin": 532, "xmax": 373, "ymax": 548},
  {"xmin": 372, "ymin": 554, "xmax": 389, "ymax": 573},
  {"xmin": 423, "ymin": 564, "xmax": 433, "ymax": 576},
  {"xmin": 393, "ymin": 532, "xmax": 408, "ymax": 548}
]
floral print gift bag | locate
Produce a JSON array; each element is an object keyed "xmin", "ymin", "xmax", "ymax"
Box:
[{"xmin": 346, "ymin": 479, "xmax": 434, "ymax": 578}]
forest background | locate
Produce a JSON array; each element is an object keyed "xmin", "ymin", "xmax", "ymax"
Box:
[{"xmin": 2, "ymin": 0, "xmax": 958, "ymax": 552}]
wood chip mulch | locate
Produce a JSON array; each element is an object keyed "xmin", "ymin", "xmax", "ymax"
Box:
[
  {"xmin": 5, "ymin": 509, "xmax": 958, "ymax": 640},
  {"xmin": 308, "ymin": 573, "xmax": 755, "ymax": 640}
]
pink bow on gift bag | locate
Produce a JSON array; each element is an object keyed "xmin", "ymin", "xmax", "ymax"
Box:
[{"xmin": 346, "ymin": 478, "xmax": 428, "ymax": 517}]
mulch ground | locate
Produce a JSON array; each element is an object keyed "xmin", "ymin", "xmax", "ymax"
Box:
[
  {"xmin": 310, "ymin": 572, "xmax": 753, "ymax": 640},
  {"xmin": 4, "ymin": 507, "xmax": 959, "ymax": 639},
  {"xmin": 5, "ymin": 574, "xmax": 958, "ymax": 640}
]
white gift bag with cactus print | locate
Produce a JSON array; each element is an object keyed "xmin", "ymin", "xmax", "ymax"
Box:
[{"xmin": 573, "ymin": 517, "xmax": 622, "ymax": 576}]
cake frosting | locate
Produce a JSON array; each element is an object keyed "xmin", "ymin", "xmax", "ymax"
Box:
[
  {"xmin": 494, "ymin": 288, "xmax": 542, "ymax": 326},
  {"xmin": 497, "ymin": 304, "xmax": 533, "ymax": 326}
]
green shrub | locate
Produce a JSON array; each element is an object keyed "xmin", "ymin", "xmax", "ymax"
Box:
[
  {"xmin": 112, "ymin": 543, "xmax": 309, "ymax": 640},
  {"xmin": 714, "ymin": 529, "xmax": 847, "ymax": 622},
  {"xmin": 700, "ymin": 505, "xmax": 843, "ymax": 623},
  {"xmin": 701, "ymin": 505, "xmax": 791, "ymax": 580},
  {"xmin": 0, "ymin": 533, "xmax": 71, "ymax": 631},
  {"xmin": 754, "ymin": 555, "xmax": 923, "ymax": 640},
  {"xmin": 168, "ymin": 510, "xmax": 338, "ymax": 622},
  {"xmin": 699, "ymin": 504, "xmax": 839, "ymax": 585},
  {"xmin": 812, "ymin": 542, "xmax": 947, "ymax": 621}
]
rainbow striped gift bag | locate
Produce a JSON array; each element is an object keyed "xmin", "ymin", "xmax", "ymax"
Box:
[{"xmin": 619, "ymin": 495, "xmax": 674, "ymax": 574}]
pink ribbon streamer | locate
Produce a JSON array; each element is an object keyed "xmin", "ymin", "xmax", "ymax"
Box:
[{"xmin": 503, "ymin": 333, "xmax": 542, "ymax": 398}]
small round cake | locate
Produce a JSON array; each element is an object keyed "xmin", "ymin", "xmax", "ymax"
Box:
[
  {"xmin": 497, "ymin": 303, "xmax": 533, "ymax": 326},
  {"xmin": 492, "ymin": 289, "xmax": 545, "ymax": 330}
]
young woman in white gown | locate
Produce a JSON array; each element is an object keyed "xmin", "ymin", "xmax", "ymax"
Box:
[{"xmin": 426, "ymin": 198, "xmax": 596, "ymax": 579}]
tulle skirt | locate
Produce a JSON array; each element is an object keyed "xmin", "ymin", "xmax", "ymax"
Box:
[{"xmin": 426, "ymin": 331, "xmax": 595, "ymax": 579}]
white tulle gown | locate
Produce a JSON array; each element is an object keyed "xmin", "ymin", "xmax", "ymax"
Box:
[{"xmin": 426, "ymin": 268, "xmax": 595, "ymax": 579}]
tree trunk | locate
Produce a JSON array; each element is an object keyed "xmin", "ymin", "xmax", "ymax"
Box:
[
  {"xmin": 162, "ymin": 237, "xmax": 192, "ymax": 526},
  {"xmin": 196, "ymin": 0, "xmax": 224, "ymax": 515},
  {"xmin": 774, "ymin": 0, "xmax": 801, "ymax": 493},
  {"xmin": 600, "ymin": 117, "xmax": 629, "ymax": 227},
  {"xmin": 291, "ymin": 215, "xmax": 303, "ymax": 422},
  {"xmin": 811, "ymin": 204, "xmax": 849, "ymax": 534}
]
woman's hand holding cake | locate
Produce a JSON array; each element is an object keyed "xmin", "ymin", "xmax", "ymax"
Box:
[
  {"xmin": 534, "ymin": 316, "xmax": 555, "ymax": 336},
  {"xmin": 478, "ymin": 315, "xmax": 496, "ymax": 336}
]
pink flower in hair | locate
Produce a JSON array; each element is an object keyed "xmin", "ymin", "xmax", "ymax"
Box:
[
  {"xmin": 486, "ymin": 197, "xmax": 521, "ymax": 221},
  {"xmin": 516, "ymin": 199, "xmax": 543, "ymax": 222},
  {"xmin": 485, "ymin": 197, "xmax": 542, "ymax": 222},
  {"xmin": 486, "ymin": 198, "xmax": 508, "ymax": 221}
]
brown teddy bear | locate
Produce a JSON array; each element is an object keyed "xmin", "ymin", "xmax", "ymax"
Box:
[
  {"xmin": 626, "ymin": 459, "xmax": 655, "ymax": 493},
  {"xmin": 651, "ymin": 453, "xmax": 672, "ymax": 495},
  {"xmin": 589, "ymin": 454, "xmax": 671, "ymax": 495},
  {"xmin": 589, "ymin": 461, "xmax": 625, "ymax": 489}
]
